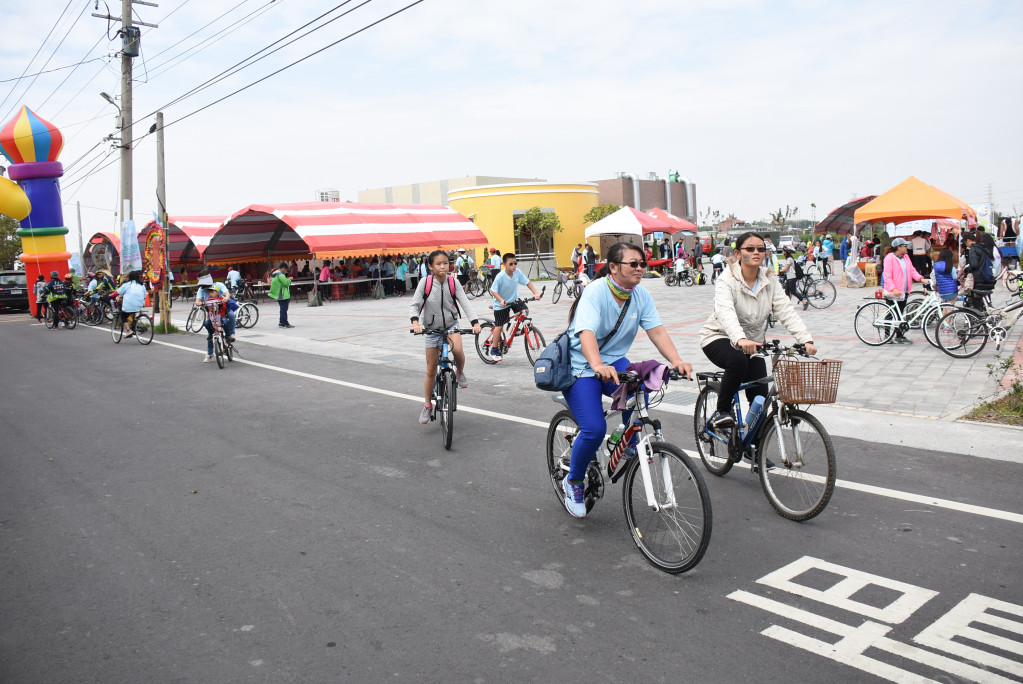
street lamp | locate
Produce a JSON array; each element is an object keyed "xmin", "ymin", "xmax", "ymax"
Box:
[{"xmin": 100, "ymin": 91, "xmax": 121, "ymax": 130}]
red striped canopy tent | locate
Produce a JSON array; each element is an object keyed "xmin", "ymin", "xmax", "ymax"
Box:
[
  {"xmin": 646, "ymin": 207, "xmax": 698, "ymax": 233},
  {"xmin": 814, "ymin": 195, "xmax": 877, "ymax": 235},
  {"xmin": 203, "ymin": 202, "xmax": 489, "ymax": 264},
  {"xmin": 141, "ymin": 216, "xmax": 226, "ymax": 265},
  {"xmin": 83, "ymin": 232, "xmax": 121, "ymax": 273}
]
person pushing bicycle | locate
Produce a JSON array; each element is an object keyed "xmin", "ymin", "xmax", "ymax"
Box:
[
  {"xmin": 560, "ymin": 242, "xmax": 694, "ymax": 518},
  {"xmin": 700, "ymin": 231, "xmax": 816, "ymax": 434},
  {"xmin": 410, "ymin": 249, "xmax": 481, "ymax": 425},
  {"xmin": 488, "ymin": 252, "xmax": 542, "ymax": 362}
]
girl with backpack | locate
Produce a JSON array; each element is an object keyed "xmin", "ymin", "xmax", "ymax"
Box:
[{"xmin": 409, "ymin": 250, "xmax": 481, "ymax": 424}]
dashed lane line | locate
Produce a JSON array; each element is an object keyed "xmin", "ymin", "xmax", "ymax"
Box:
[{"xmin": 140, "ymin": 335, "xmax": 1023, "ymax": 526}]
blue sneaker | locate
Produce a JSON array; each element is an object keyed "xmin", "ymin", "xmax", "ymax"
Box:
[
  {"xmin": 489, "ymin": 347, "xmax": 503, "ymax": 362},
  {"xmin": 562, "ymin": 478, "xmax": 586, "ymax": 518}
]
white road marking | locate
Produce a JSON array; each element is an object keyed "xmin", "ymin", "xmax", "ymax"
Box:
[
  {"xmin": 142, "ymin": 335, "xmax": 1023, "ymax": 525},
  {"xmin": 914, "ymin": 593, "xmax": 1023, "ymax": 678}
]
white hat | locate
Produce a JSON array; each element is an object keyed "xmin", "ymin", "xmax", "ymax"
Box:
[
  {"xmin": 197, "ymin": 274, "xmax": 214, "ymax": 286},
  {"xmin": 457, "ymin": 248, "xmax": 466, "ymax": 252}
]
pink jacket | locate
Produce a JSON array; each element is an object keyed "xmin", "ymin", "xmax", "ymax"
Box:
[{"xmin": 882, "ymin": 252, "xmax": 923, "ymax": 296}]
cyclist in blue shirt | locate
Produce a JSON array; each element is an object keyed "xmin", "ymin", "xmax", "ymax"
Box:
[
  {"xmin": 560, "ymin": 242, "xmax": 694, "ymax": 518},
  {"xmin": 487, "ymin": 252, "xmax": 542, "ymax": 362},
  {"xmin": 115, "ymin": 270, "xmax": 148, "ymax": 337},
  {"xmin": 194, "ymin": 270, "xmax": 237, "ymax": 363}
]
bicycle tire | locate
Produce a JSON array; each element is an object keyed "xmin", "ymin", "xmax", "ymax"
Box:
[
  {"xmin": 214, "ymin": 336, "xmax": 225, "ymax": 368},
  {"xmin": 682, "ymin": 273, "xmax": 695, "ymax": 287},
  {"xmin": 475, "ymin": 321, "xmax": 497, "ymax": 364},
  {"xmin": 806, "ymin": 279, "xmax": 836, "ymax": 309},
  {"xmin": 936, "ymin": 308, "xmax": 988, "ymax": 358},
  {"xmin": 226, "ymin": 339, "xmax": 234, "ymax": 362},
  {"xmin": 693, "ymin": 387, "xmax": 733, "ymax": 476},
  {"xmin": 904, "ymin": 295, "xmax": 925, "ymax": 328},
  {"xmin": 524, "ymin": 325, "xmax": 546, "ymax": 365},
  {"xmin": 546, "ymin": 409, "xmax": 601, "ymax": 514},
  {"xmin": 1004, "ymin": 271, "xmax": 1022, "ymax": 293},
  {"xmin": 440, "ymin": 371, "xmax": 454, "ymax": 450},
  {"xmin": 568, "ymin": 284, "xmax": 578, "ymax": 299},
  {"xmin": 853, "ymin": 301, "xmax": 897, "ymax": 346},
  {"xmin": 239, "ymin": 302, "xmax": 259, "ymax": 328},
  {"xmin": 552, "ymin": 282, "xmax": 563, "ymax": 304},
  {"xmin": 134, "ymin": 314, "xmax": 153, "ymax": 345},
  {"xmin": 63, "ymin": 307, "xmax": 77, "ymax": 329},
  {"xmin": 235, "ymin": 305, "xmax": 250, "ymax": 328},
  {"xmin": 758, "ymin": 409, "xmax": 836, "ymax": 521},
  {"xmin": 621, "ymin": 442, "xmax": 712, "ymax": 574},
  {"xmin": 186, "ymin": 306, "xmax": 206, "ymax": 333},
  {"xmin": 111, "ymin": 316, "xmax": 123, "ymax": 343},
  {"xmin": 922, "ymin": 304, "xmax": 964, "ymax": 348},
  {"xmin": 663, "ymin": 273, "xmax": 677, "ymax": 287}
]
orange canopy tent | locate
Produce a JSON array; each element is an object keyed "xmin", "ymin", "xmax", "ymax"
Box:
[{"xmin": 853, "ymin": 176, "xmax": 977, "ymax": 227}]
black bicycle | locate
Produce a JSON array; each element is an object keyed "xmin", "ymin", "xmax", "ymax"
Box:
[
  {"xmin": 111, "ymin": 310, "xmax": 153, "ymax": 345},
  {"xmin": 412, "ymin": 327, "xmax": 474, "ymax": 450}
]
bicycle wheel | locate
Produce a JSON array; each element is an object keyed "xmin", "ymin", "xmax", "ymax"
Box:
[
  {"xmin": 693, "ymin": 387, "xmax": 733, "ymax": 476},
  {"xmin": 475, "ymin": 321, "xmax": 497, "ymax": 364},
  {"xmin": 621, "ymin": 442, "xmax": 712, "ymax": 574},
  {"xmin": 214, "ymin": 336, "xmax": 225, "ymax": 368},
  {"xmin": 439, "ymin": 371, "xmax": 454, "ymax": 450},
  {"xmin": 111, "ymin": 316, "xmax": 123, "ymax": 343},
  {"xmin": 524, "ymin": 324, "xmax": 546, "ymax": 364},
  {"xmin": 134, "ymin": 314, "xmax": 153, "ymax": 345},
  {"xmin": 63, "ymin": 307, "xmax": 77, "ymax": 329},
  {"xmin": 240, "ymin": 302, "xmax": 259, "ymax": 328},
  {"xmin": 806, "ymin": 279, "xmax": 836, "ymax": 309},
  {"xmin": 904, "ymin": 295, "xmax": 925, "ymax": 328},
  {"xmin": 682, "ymin": 273, "xmax": 695, "ymax": 287},
  {"xmin": 83, "ymin": 303, "xmax": 100, "ymax": 326},
  {"xmin": 551, "ymin": 282, "xmax": 563, "ymax": 304},
  {"xmin": 44, "ymin": 306, "xmax": 57, "ymax": 329},
  {"xmin": 663, "ymin": 273, "xmax": 677, "ymax": 287},
  {"xmin": 758, "ymin": 409, "xmax": 836, "ymax": 521},
  {"xmin": 546, "ymin": 409, "xmax": 603, "ymax": 514},
  {"xmin": 187, "ymin": 306, "xmax": 206, "ymax": 333},
  {"xmin": 226, "ymin": 339, "xmax": 234, "ymax": 361},
  {"xmin": 936, "ymin": 308, "xmax": 988, "ymax": 358},
  {"xmin": 853, "ymin": 301, "xmax": 897, "ymax": 346}
]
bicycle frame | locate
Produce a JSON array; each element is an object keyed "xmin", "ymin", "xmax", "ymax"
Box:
[{"xmin": 863, "ymin": 291, "xmax": 940, "ymax": 331}]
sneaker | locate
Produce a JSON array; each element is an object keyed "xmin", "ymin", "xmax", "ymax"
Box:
[
  {"xmin": 124, "ymin": 330, "xmax": 134, "ymax": 338},
  {"xmin": 202, "ymin": 355, "xmax": 212, "ymax": 363},
  {"xmin": 562, "ymin": 478, "xmax": 587, "ymax": 518},
  {"xmin": 418, "ymin": 404, "xmax": 433, "ymax": 424},
  {"xmin": 489, "ymin": 348, "xmax": 503, "ymax": 362},
  {"xmin": 895, "ymin": 337, "xmax": 913, "ymax": 345},
  {"xmin": 284, "ymin": 324, "xmax": 294, "ymax": 328},
  {"xmin": 708, "ymin": 410, "xmax": 735, "ymax": 432},
  {"xmin": 228, "ymin": 336, "xmax": 236, "ymax": 343},
  {"xmin": 456, "ymin": 371, "xmax": 468, "ymax": 389},
  {"xmin": 802, "ymin": 300, "xmax": 810, "ymax": 310}
]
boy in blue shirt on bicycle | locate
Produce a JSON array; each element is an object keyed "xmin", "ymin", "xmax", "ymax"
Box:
[{"xmin": 488, "ymin": 252, "xmax": 542, "ymax": 362}]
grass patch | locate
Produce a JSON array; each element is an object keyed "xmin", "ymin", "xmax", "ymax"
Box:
[
  {"xmin": 966, "ymin": 384, "xmax": 1023, "ymax": 427},
  {"xmin": 153, "ymin": 321, "xmax": 183, "ymax": 334}
]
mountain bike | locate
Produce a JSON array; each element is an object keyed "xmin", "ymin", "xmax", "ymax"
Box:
[
  {"xmin": 546, "ymin": 367, "xmax": 712, "ymax": 574},
  {"xmin": 853, "ymin": 286, "xmax": 951, "ymax": 347},
  {"xmin": 693, "ymin": 340, "xmax": 839, "ymax": 521},
  {"xmin": 235, "ymin": 301, "xmax": 259, "ymax": 329},
  {"xmin": 551, "ymin": 271, "xmax": 583, "ymax": 303},
  {"xmin": 111, "ymin": 310, "xmax": 153, "ymax": 345},
  {"xmin": 785, "ymin": 274, "xmax": 837, "ymax": 309},
  {"xmin": 412, "ymin": 327, "xmax": 474, "ymax": 450},
  {"xmin": 935, "ymin": 294, "xmax": 1023, "ymax": 358},
  {"xmin": 664, "ymin": 267, "xmax": 696, "ymax": 287},
  {"xmin": 44, "ymin": 301, "xmax": 77, "ymax": 329},
  {"xmin": 185, "ymin": 303, "xmax": 207, "ymax": 333},
  {"xmin": 475, "ymin": 290, "xmax": 546, "ymax": 364},
  {"xmin": 463, "ymin": 269, "xmax": 488, "ymax": 299}
]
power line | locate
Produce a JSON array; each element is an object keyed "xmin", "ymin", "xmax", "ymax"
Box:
[
  {"xmin": 0, "ymin": 0, "xmax": 74, "ymax": 114},
  {"xmin": 37, "ymin": 31, "xmax": 113, "ymax": 110},
  {"xmin": 0, "ymin": 57, "xmax": 109, "ymax": 84},
  {"xmin": 145, "ymin": 0, "xmax": 253, "ymax": 63},
  {"xmin": 166, "ymin": 0, "xmax": 425, "ymax": 129}
]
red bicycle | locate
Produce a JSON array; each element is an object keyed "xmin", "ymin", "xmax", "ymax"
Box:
[{"xmin": 475, "ymin": 291, "xmax": 546, "ymax": 365}]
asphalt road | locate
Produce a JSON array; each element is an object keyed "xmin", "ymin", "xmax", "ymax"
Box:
[{"xmin": 2, "ymin": 314, "xmax": 1021, "ymax": 683}]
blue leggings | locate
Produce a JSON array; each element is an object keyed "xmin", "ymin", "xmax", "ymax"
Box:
[{"xmin": 563, "ymin": 357, "xmax": 635, "ymax": 481}]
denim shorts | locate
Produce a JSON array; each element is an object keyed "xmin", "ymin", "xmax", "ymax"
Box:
[{"xmin": 424, "ymin": 324, "xmax": 458, "ymax": 348}]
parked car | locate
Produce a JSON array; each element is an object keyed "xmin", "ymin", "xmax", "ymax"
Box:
[
  {"xmin": 778, "ymin": 235, "xmax": 807, "ymax": 253},
  {"xmin": 0, "ymin": 270, "xmax": 30, "ymax": 311}
]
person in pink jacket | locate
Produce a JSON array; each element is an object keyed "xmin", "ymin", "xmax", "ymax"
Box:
[{"xmin": 882, "ymin": 237, "xmax": 924, "ymax": 344}]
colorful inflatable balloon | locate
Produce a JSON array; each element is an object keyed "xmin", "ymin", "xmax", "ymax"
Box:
[{"xmin": 0, "ymin": 106, "xmax": 70, "ymax": 289}]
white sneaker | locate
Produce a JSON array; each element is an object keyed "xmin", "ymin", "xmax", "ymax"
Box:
[
  {"xmin": 202, "ymin": 354, "xmax": 212, "ymax": 363},
  {"xmin": 562, "ymin": 477, "xmax": 587, "ymax": 518},
  {"xmin": 418, "ymin": 404, "xmax": 433, "ymax": 424},
  {"xmin": 457, "ymin": 371, "xmax": 468, "ymax": 389}
]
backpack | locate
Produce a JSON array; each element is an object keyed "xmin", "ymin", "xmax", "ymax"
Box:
[
  {"xmin": 423, "ymin": 274, "xmax": 459, "ymax": 316},
  {"xmin": 792, "ymin": 257, "xmax": 804, "ymax": 279},
  {"xmin": 458, "ymin": 258, "xmax": 470, "ymax": 276}
]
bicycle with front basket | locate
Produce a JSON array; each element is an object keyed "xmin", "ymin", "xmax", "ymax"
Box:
[
  {"xmin": 551, "ymin": 271, "xmax": 584, "ymax": 303},
  {"xmin": 475, "ymin": 289, "xmax": 546, "ymax": 364},
  {"xmin": 693, "ymin": 340, "xmax": 839, "ymax": 521},
  {"xmin": 546, "ymin": 367, "xmax": 713, "ymax": 574},
  {"xmin": 412, "ymin": 327, "xmax": 474, "ymax": 450}
]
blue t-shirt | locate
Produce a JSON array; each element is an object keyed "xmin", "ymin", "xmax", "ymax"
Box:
[
  {"xmin": 568, "ymin": 278, "xmax": 662, "ymax": 378},
  {"xmin": 117, "ymin": 281, "xmax": 147, "ymax": 313},
  {"xmin": 491, "ymin": 268, "xmax": 530, "ymax": 310}
]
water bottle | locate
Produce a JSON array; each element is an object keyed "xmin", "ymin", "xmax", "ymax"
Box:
[
  {"xmin": 746, "ymin": 396, "xmax": 766, "ymax": 433},
  {"xmin": 606, "ymin": 423, "xmax": 626, "ymax": 452}
]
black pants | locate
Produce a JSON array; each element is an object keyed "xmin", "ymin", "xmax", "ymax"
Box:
[
  {"xmin": 702, "ymin": 338, "xmax": 769, "ymax": 414},
  {"xmin": 892, "ymin": 295, "xmax": 908, "ymax": 339}
]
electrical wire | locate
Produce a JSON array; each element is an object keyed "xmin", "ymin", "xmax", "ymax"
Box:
[
  {"xmin": 165, "ymin": 0, "xmax": 426, "ymax": 129},
  {"xmin": 145, "ymin": 0, "xmax": 253, "ymax": 63},
  {"xmin": 38, "ymin": 31, "xmax": 113, "ymax": 110},
  {"xmin": 0, "ymin": 58, "xmax": 109, "ymax": 84},
  {"xmin": 0, "ymin": 0, "xmax": 75, "ymax": 115}
]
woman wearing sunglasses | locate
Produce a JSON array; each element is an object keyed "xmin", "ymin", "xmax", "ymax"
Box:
[
  {"xmin": 559, "ymin": 242, "xmax": 694, "ymax": 518},
  {"xmin": 699, "ymin": 232, "xmax": 817, "ymax": 432}
]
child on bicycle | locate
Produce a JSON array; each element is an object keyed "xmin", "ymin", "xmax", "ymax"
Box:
[
  {"xmin": 194, "ymin": 270, "xmax": 237, "ymax": 363},
  {"xmin": 488, "ymin": 252, "xmax": 542, "ymax": 362},
  {"xmin": 409, "ymin": 250, "xmax": 481, "ymax": 424}
]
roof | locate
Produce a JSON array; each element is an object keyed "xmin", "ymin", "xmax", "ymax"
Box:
[
  {"xmin": 142, "ymin": 216, "xmax": 225, "ymax": 264},
  {"xmin": 853, "ymin": 177, "xmax": 977, "ymax": 226}
]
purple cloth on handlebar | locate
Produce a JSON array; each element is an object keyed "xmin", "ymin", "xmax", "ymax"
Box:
[{"xmin": 610, "ymin": 360, "xmax": 669, "ymax": 410}]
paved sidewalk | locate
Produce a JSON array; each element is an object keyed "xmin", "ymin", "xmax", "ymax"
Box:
[{"xmin": 169, "ymin": 275, "xmax": 1023, "ymax": 456}]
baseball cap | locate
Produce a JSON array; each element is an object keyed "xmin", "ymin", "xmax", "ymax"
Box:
[{"xmin": 891, "ymin": 237, "xmax": 910, "ymax": 248}]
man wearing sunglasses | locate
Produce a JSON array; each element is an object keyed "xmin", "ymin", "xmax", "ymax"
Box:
[{"xmin": 488, "ymin": 252, "xmax": 542, "ymax": 362}]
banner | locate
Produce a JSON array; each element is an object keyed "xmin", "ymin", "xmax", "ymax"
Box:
[
  {"xmin": 144, "ymin": 228, "xmax": 165, "ymax": 287},
  {"xmin": 970, "ymin": 203, "xmax": 992, "ymax": 232},
  {"xmin": 119, "ymin": 219, "xmax": 142, "ymax": 273}
]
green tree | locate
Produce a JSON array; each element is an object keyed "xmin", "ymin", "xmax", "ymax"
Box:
[
  {"xmin": 583, "ymin": 203, "xmax": 619, "ymax": 225},
  {"xmin": 0, "ymin": 214, "xmax": 22, "ymax": 269},
  {"xmin": 514, "ymin": 206, "xmax": 563, "ymax": 252}
]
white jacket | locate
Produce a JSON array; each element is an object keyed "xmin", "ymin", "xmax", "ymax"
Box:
[{"xmin": 698, "ymin": 261, "xmax": 812, "ymax": 348}]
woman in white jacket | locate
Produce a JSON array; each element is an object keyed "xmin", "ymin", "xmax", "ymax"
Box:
[{"xmin": 698, "ymin": 232, "xmax": 817, "ymax": 431}]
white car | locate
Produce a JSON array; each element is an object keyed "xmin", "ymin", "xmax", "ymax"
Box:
[{"xmin": 778, "ymin": 235, "xmax": 806, "ymax": 252}]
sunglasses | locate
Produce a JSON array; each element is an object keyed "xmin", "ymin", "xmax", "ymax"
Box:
[
  {"xmin": 741, "ymin": 247, "xmax": 768, "ymax": 253},
  {"xmin": 616, "ymin": 260, "xmax": 647, "ymax": 269},
  {"xmin": 506, "ymin": 262, "xmax": 517, "ymax": 266}
]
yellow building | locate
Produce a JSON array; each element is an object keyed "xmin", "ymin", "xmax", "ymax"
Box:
[{"xmin": 447, "ymin": 182, "xmax": 599, "ymax": 271}]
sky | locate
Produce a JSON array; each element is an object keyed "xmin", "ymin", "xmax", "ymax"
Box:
[{"xmin": 1, "ymin": 0, "xmax": 1021, "ymax": 244}]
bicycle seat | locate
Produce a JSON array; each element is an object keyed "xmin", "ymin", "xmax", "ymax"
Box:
[
  {"xmin": 696, "ymin": 371, "xmax": 725, "ymax": 381},
  {"xmin": 552, "ymin": 393, "xmax": 570, "ymax": 411}
]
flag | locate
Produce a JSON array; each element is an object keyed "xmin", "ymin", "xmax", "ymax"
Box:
[{"xmin": 120, "ymin": 219, "xmax": 142, "ymax": 273}]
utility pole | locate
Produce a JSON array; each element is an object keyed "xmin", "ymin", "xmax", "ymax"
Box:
[
  {"xmin": 155, "ymin": 111, "xmax": 170, "ymax": 332},
  {"xmin": 76, "ymin": 201, "xmax": 84, "ymax": 269}
]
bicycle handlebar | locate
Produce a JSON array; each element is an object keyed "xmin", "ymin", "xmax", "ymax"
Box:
[
  {"xmin": 750, "ymin": 339, "xmax": 812, "ymax": 359},
  {"xmin": 410, "ymin": 327, "xmax": 476, "ymax": 335},
  {"xmin": 616, "ymin": 367, "xmax": 691, "ymax": 387}
]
